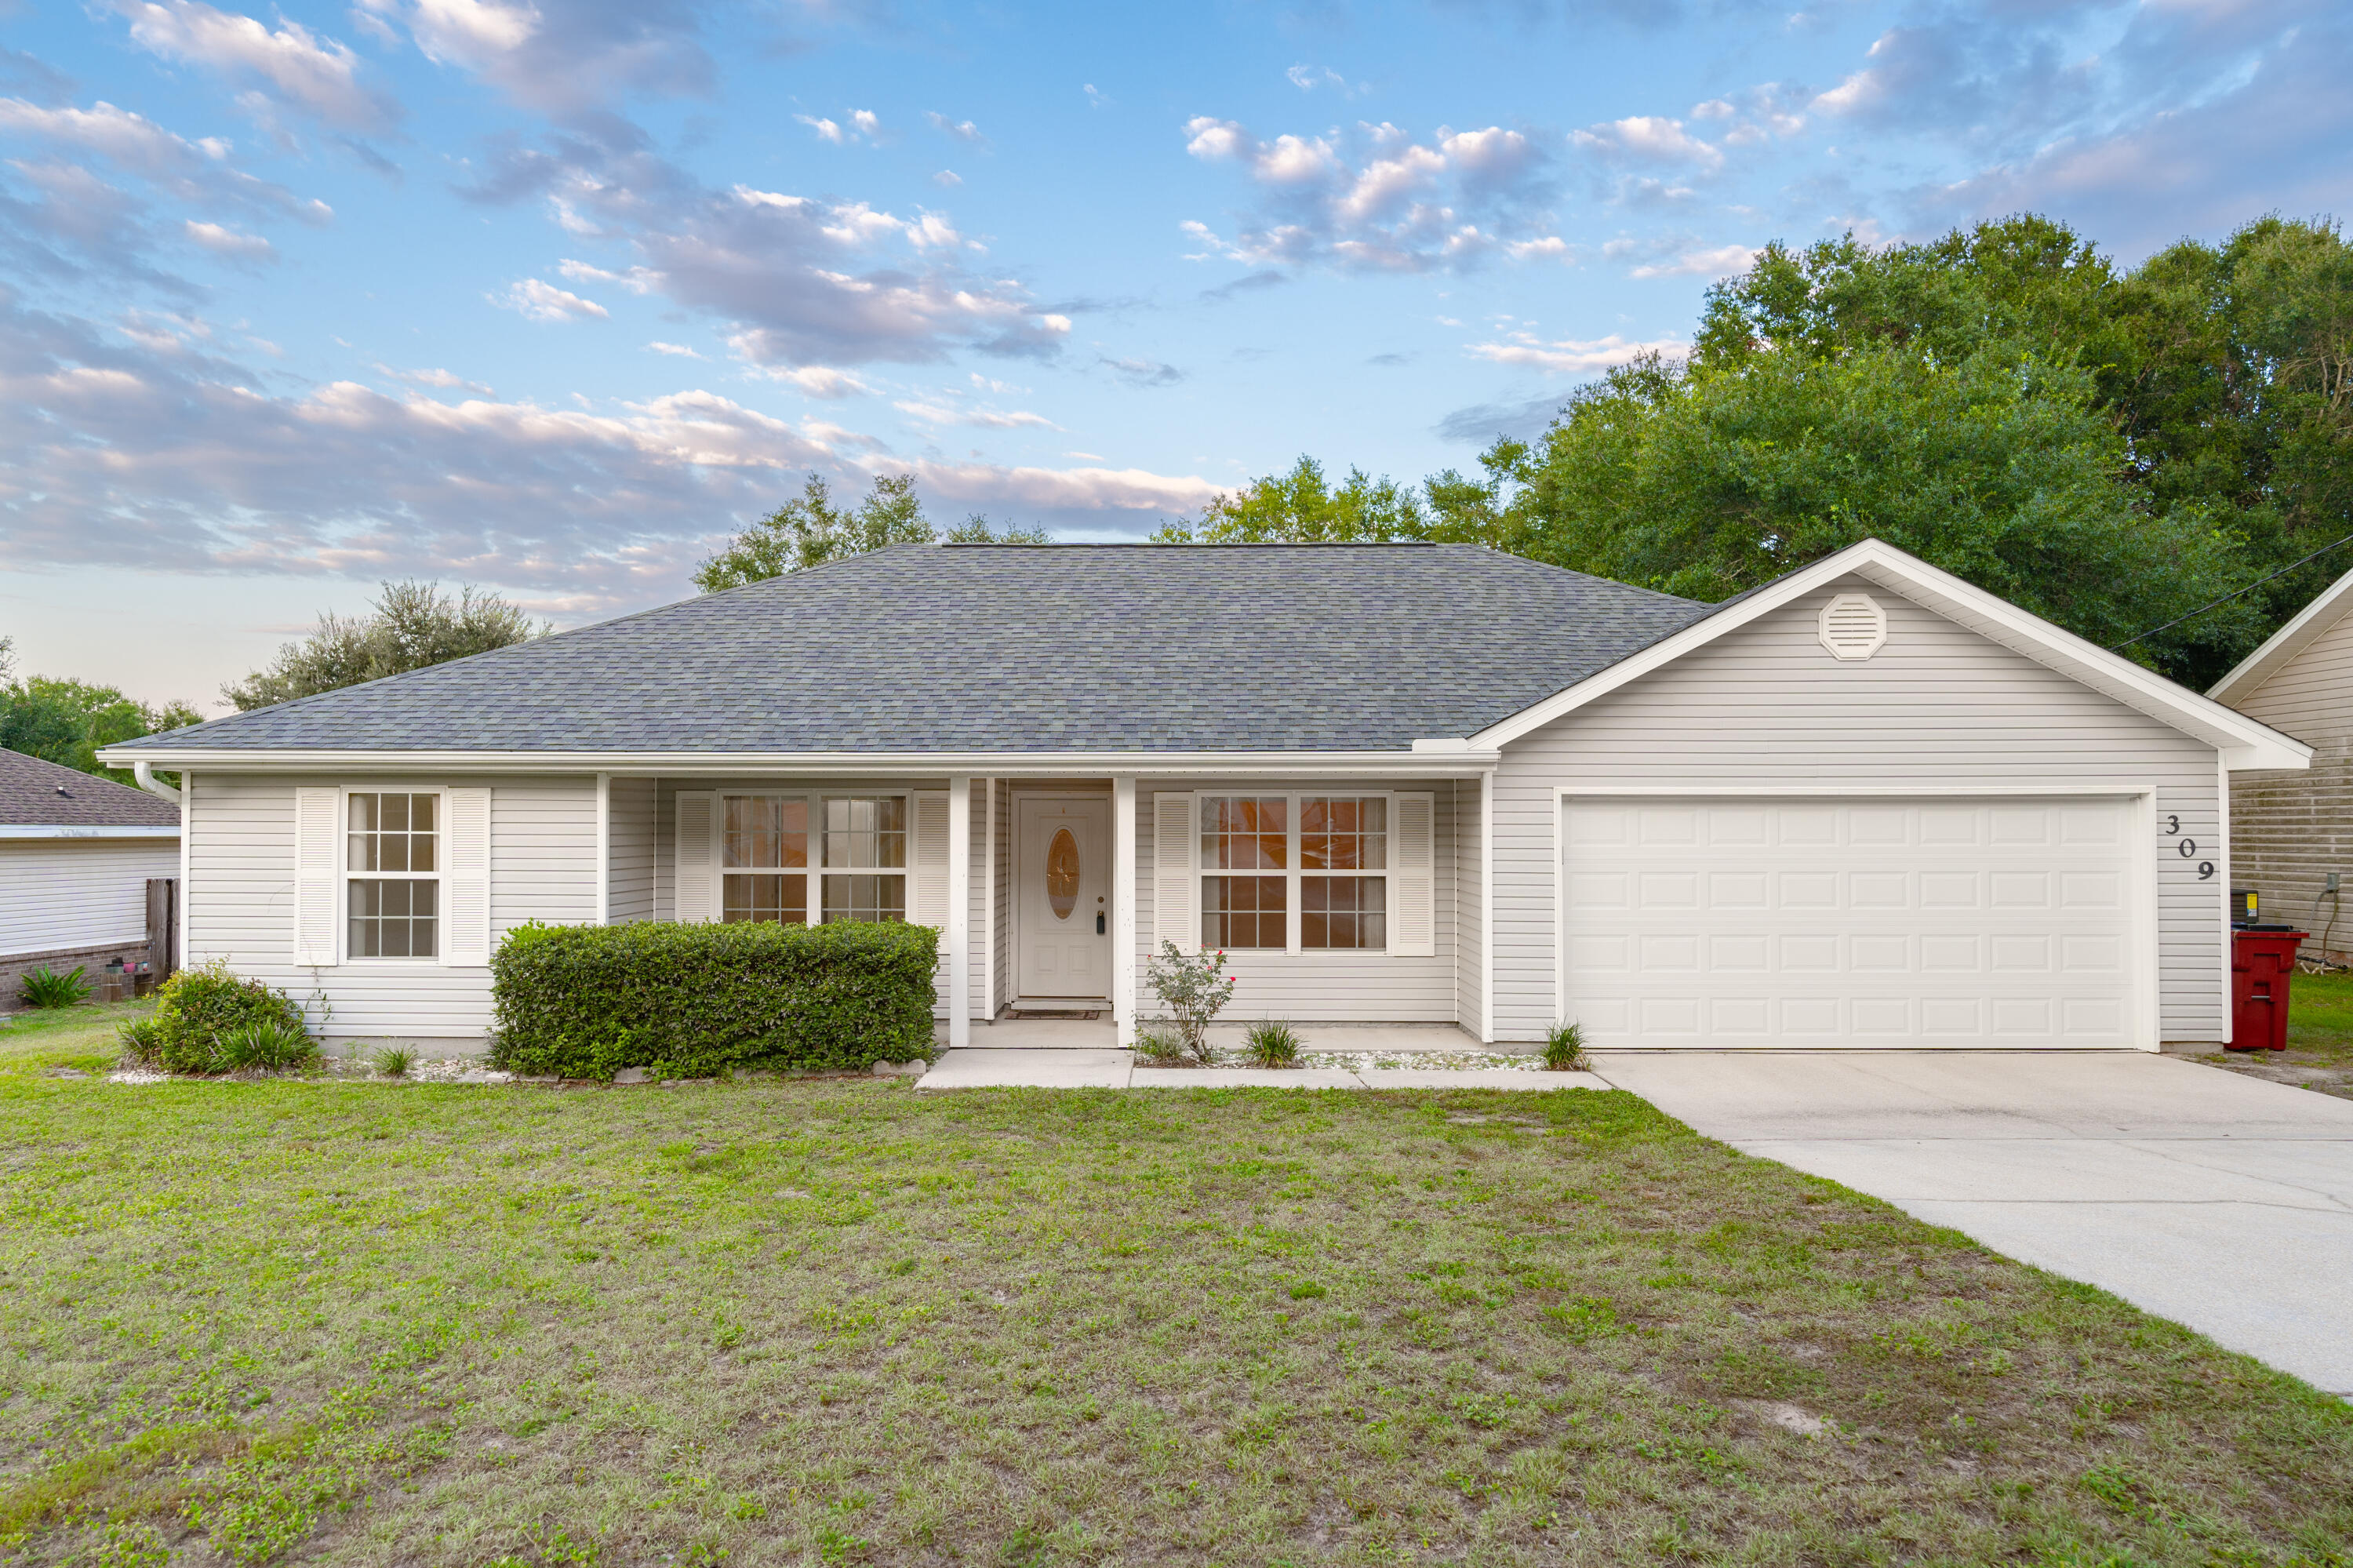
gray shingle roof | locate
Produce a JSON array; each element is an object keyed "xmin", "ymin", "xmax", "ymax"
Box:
[
  {"xmin": 0, "ymin": 748, "xmax": 182, "ymax": 827},
  {"xmin": 118, "ymin": 544, "xmax": 1711, "ymax": 755}
]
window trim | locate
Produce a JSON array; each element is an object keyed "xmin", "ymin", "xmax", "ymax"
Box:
[
  {"xmin": 714, "ymin": 789, "xmax": 912, "ymax": 926},
  {"xmin": 1196, "ymin": 791, "xmax": 1392, "ymax": 956},
  {"xmin": 342, "ymin": 785, "xmax": 448, "ymax": 964}
]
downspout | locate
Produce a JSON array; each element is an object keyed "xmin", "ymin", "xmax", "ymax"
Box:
[{"xmin": 133, "ymin": 761, "xmax": 183, "ymax": 806}]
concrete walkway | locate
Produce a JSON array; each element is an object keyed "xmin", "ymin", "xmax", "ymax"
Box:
[
  {"xmin": 915, "ymin": 1048, "xmax": 1605, "ymax": 1093},
  {"xmin": 1589, "ymin": 1051, "xmax": 2353, "ymax": 1397}
]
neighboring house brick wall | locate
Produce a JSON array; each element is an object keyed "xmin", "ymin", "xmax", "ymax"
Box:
[
  {"xmin": 187, "ymin": 773, "xmax": 597, "ymax": 1042},
  {"xmin": 2222, "ymin": 605, "xmax": 2353, "ymax": 960},
  {"xmin": 1133, "ymin": 777, "xmax": 1461, "ymax": 1024},
  {"xmin": 1489, "ymin": 577, "xmax": 2228, "ymax": 1044},
  {"xmin": 1, "ymin": 838, "xmax": 177, "ymax": 959}
]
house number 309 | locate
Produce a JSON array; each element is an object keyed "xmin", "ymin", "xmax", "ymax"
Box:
[{"xmin": 2161, "ymin": 813, "xmax": 2216, "ymax": 879}]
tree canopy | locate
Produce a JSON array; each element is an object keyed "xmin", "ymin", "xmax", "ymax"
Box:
[
  {"xmin": 224, "ymin": 581, "xmax": 546, "ymax": 711},
  {"xmin": 695, "ymin": 473, "xmax": 1053, "ymax": 592},
  {"xmin": 1184, "ymin": 213, "xmax": 2353, "ymax": 686},
  {"xmin": 0, "ymin": 637, "xmax": 202, "ymax": 783}
]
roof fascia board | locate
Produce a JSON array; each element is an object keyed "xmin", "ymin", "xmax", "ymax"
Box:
[
  {"xmin": 1471, "ymin": 538, "xmax": 2312, "ymax": 771},
  {"xmin": 2207, "ymin": 564, "xmax": 2353, "ymax": 705},
  {"xmin": 89, "ymin": 748, "xmax": 1500, "ymax": 779},
  {"xmin": 0, "ymin": 824, "xmax": 181, "ymax": 839}
]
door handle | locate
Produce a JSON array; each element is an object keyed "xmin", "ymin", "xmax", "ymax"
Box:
[{"xmin": 1096, "ymin": 913, "xmax": 1106, "ymax": 935}]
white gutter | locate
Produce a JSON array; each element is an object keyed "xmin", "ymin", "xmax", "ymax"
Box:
[
  {"xmin": 0, "ymin": 824, "xmax": 181, "ymax": 839},
  {"xmin": 133, "ymin": 760, "xmax": 184, "ymax": 805},
  {"xmin": 93, "ymin": 747, "xmax": 1500, "ymax": 778}
]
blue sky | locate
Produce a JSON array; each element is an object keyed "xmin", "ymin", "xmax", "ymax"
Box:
[{"xmin": 2, "ymin": 0, "xmax": 2348, "ymax": 710}]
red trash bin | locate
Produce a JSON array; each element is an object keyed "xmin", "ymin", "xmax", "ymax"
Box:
[{"xmin": 2228, "ymin": 927, "xmax": 2307, "ymax": 1052}]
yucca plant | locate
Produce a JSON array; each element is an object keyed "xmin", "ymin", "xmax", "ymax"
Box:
[
  {"xmin": 220, "ymin": 1018, "xmax": 322, "ymax": 1073},
  {"xmin": 115, "ymin": 1017, "xmax": 165, "ymax": 1070},
  {"xmin": 1542, "ymin": 1021, "xmax": 1589, "ymax": 1072},
  {"xmin": 372, "ymin": 1046, "xmax": 416, "ymax": 1079},
  {"xmin": 1242, "ymin": 1019, "xmax": 1302, "ymax": 1068},
  {"xmin": 17, "ymin": 966, "xmax": 90, "ymax": 1010}
]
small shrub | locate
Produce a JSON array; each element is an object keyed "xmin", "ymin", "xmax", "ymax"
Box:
[
  {"xmin": 220, "ymin": 1018, "xmax": 322, "ymax": 1073},
  {"xmin": 1144, "ymin": 941, "xmax": 1236, "ymax": 1063},
  {"xmin": 373, "ymin": 1045, "xmax": 416, "ymax": 1079},
  {"xmin": 1242, "ymin": 1019, "xmax": 1302, "ymax": 1068},
  {"xmin": 17, "ymin": 966, "xmax": 90, "ymax": 1009},
  {"xmin": 1131, "ymin": 1025, "xmax": 1189, "ymax": 1065},
  {"xmin": 151, "ymin": 959, "xmax": 307, "ymax": 1075},
  {"xmin": 1542, "ymin": 1021, "xmax": 1589, "ymax": 1072},
  {"xmin": 489, "ymin": 919, "xmax": 940, "ymax": 1079},
  {"xmin": 115, "ymin": 1017, "xmax": 165, "ymax": 1069}
]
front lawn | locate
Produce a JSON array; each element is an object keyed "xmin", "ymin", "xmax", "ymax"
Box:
[
  {"xmin": 2, "ymin": 1007, "xmax": 2348, "ymax": 1566},
  {"xmin": 2195, "ymin": 966, "xmax": 2353, "ymax": 1099}
]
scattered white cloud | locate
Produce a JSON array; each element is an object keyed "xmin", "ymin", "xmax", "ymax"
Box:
[
  {"xmin": 1467, "ymin": 331, "xmax": 1686, "ymax": 373},
  {"xmin": 183, "ymin": 219, "xmax": 273, "ymax": 257},
  {"xmin": 494, "ymin": 277, "xmax": 610, "ymax": 322},
  {"xmin": 924, "ymin": 111, "xmax": 985, "ymax": 144},
  {"xmin": 646, "ymin": 340, "xmax": 702, "ymax": 358},
  {"xmin": 1082, "ymin": 83, "xmax": 1109, "ymax": 109},
  {"xmin": 905, "ymin": 460, "xmax": 1216, "ymax": 516},
  {"xmin": 376, "ymin": 362, "xmax": 494, "ymax": 393},
  {"xmin": 558, "ymin": 257, "xmax": 657, "ymax": 291},
  {"xmin": 1285, "ymin": 64, "xmax": 1362, "ymax": 96},
  {"xmin": 932, "ymin": 169, "xmax": 962, "ymax": 187},
  {"xmin": 355, "ymin": 0, "xmax": 715, "ymax": 118},
  {"xmin": 1099, "ymin": 355, "xmax": 1182, "ymax": 387},
  {"xmin": 797, "ymin": 114, "xmax": 846, "ymax": 144},
  {"xmin": 1570, "ymin": 115, "xmax": 1722, "ymax": 169},
  {"xmin": 1599, "ymin": 237, "xmax": 1760, "ymax": 278},
  {"xmin": 895, "ymin": 399, "xmax": 1060, "ymax": 430},
  {"xmin": 1178, "ymin": 116, "xmax": 1558, "ymax": 273},
  {"xmin": 110, "ymin": 0, "xmax": 399, "ymax": 132},
  {"xmin": 751, "ymin": 363, "xmax": 871, "ymax": 398}
]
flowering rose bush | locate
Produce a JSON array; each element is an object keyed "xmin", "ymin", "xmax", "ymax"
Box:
[{"xmin": 1143, "ymin": 940, "xmax": 1236, "ymax": 1064}]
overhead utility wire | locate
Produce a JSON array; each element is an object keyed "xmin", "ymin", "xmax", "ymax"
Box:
[{"xmin": 2109, "ymin": 529, "xmax": 2353, "ymax": 650}]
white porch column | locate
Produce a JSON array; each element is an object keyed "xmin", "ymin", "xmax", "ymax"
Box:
[
  {"xmin": 595, "ymin": 772, "xmax": 611, "ymax": 926},
  {"xmin": 1113, "ymin": 776, "xmax": 1137, "ymax": 1036},
  {"xmin": 947, "ymin": 775, "xmax": 972, "ymax": 1050}
]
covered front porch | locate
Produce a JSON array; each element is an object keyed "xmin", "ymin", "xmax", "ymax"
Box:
[{"xmin": 594, "ymin": 760, "xmax": 1493, "ymax": 1051}]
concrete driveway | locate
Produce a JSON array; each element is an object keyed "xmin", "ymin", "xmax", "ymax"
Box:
[{"xmin": 1589, "ymin": 1051, "xmax": 2353, "ymax": 1397}]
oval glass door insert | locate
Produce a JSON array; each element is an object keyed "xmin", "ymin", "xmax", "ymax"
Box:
[{"xmin": 1046, "ymin": 828, "xmax": 1080, "ymax": 919}]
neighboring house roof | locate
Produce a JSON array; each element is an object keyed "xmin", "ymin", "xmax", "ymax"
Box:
[
  {"xmin": 2208, "ymin": 562, "xmax": 2353, "ymax": 707},
  {"xmin": 107, "ymin": 544, "xmax": 1716, "ymax": 756},
  {"xmin": 1472, "ymin": 540, "xmax": 2312, "ymax": 772},
  {"xmin": 0, "ymin": 748, "xmax": 181, "ymax": 833}
]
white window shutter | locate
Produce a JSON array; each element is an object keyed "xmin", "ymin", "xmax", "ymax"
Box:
[
  {"xmin": 1391, "ymin": 791, "xmax": 1436, "ymax": 957},
  {"xmin": 909, "ymin": 791, "xmax": 950, "ymax": 926},
  {"xmin": 675, "ymin": 791, "xmax": 718, "ymax": 922},
  {"xmin": 1152, "ymin": 791, "xmax": 1197, "ymax": 953},
  {"xmin": 442, "ymin": 788, "xmax": 492, "ymax": 966},
  {"xmin": 293, "ymin": 786, "xmax": 340, "ymax": 966}
]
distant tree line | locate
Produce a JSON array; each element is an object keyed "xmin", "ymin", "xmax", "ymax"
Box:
[{"xmin": 0, "ymin": 637, "xmax": 201, "ymax": 785}]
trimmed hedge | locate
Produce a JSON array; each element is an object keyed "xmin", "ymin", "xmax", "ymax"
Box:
[{"xmin": 488, "ymin": 919, "xmax": 940, "ymax": 1080}]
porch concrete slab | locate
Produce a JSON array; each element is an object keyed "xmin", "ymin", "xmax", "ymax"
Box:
[
  {"xmin": 915, "ymin": 1049, "xmax": 1131, "ymax": 1090},
  {"xmin": 1131, "ymin": 1067, "xmax": 1364, "ymax": 1090},
  {"xmin": 1591, "ymin": 1050, "xmax": 2353, "ymax": 1397},
  {"xmin": 1355, "ymin": 1068, "xmax": 1607, "ymax": 1091}
]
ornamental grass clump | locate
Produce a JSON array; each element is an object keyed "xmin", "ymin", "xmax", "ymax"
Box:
[
  {"xmin": 1130, "ymin": 1025, "xmax": 1189, "ymax": 1065},
  {"xmin": 1142, "ymin": 941, "xmax": 1236, "ymax": 1065},
  {"xmin": 17, "ymin": 966, "xmax": 90, "ymax": 1010},
  {"xmin": 1242, "ymin": 1020, "xmax": 1302, "ymax": 1068},
  {"xmin": 220, "ymin": 1018, "xmax": 322, "ymax": 1073},
  {"xmin": 1543, "ymin": 1021, "xmax": 1590, "ymax": 1072}
]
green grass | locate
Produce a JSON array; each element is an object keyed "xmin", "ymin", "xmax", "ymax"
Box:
[
  {"xmin": 2, "ymin": 1006, "xmax": 2349, "ymax": 1566},
  {"xmin": 2195, "ymin": 966, "xmax": 2353, "ymax": 1098}
]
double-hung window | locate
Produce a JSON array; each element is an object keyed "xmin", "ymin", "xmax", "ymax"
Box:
[
  {"xmin": 347, "ymin": 791, "xmax": 438, "ymax": 959},
  {"xmin": 713, "ymin": 792, "xmax": 905, "ymax": 925},
  {"xmin": 1198, "ymin": 794, "xmax": 1389, "ymax": 953}
]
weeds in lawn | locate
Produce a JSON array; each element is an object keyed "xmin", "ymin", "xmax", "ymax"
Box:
[
  {"xmin": 1543, "ymin": 1020, "xmax": 1590, "ymax": 1072},
  {"xmin": 1242, "ymin": 1019, "xmax": 1303, "ymax": 1068},
  {"xmin": 17, "ymin": 965, "xmax": 90, "ymax": 1009},
  {"xmin": 1129, "ymin": 1024, "xmax": 1189, "ymax": 1065}
]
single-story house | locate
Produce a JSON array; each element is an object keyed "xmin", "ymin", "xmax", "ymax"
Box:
[
  {"xmin": 100, "ymin": 538, "xmax": 2308, "ymax": 1053},
  {"xmin": 1, "ymin": 747, "xmax": 181, "ymax": 1009},
  {"xmin": 2209, "ymin": 562, "xmax": 2353, "ymax": 961}
]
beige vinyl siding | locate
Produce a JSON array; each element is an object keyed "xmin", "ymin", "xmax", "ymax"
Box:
[
  {"xmin": 187, "ymin": 773, "xmax": 597, "ymax": 1040},
  {"xmin": 649, "ymin": 776, "xmax": 989, "ymax": 1019},
  {"xmin": 1133, "ymin": 777, "xmax": 1459, "ymax": 1023},
  {"xmin": 607, "ymin": 777, "xmax": 658, "ymax": 922},
  {"xmin": 2221, "ymin": 604, "xmax": 2353, "ymax": 959},
  {"xmin": 1452, "ymin": 777, "xmax": 1483, "ymax": 1036},
  {"xmin": 1492, "ymin": 578, "xmax": 2227, "ymax": 1044},
  {"xmin": 0, "ymin": 838, "xmax": 179, "ymax": 958}
]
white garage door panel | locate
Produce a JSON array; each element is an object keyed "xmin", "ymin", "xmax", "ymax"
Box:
[{"xmin": 1564, "ymin": 799, "xmax": 2140, "ymax": 1050}]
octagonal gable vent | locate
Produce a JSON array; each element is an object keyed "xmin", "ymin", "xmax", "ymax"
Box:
[{"xmin": 1817, "ymin": 592, "xmax": 1887, "ymax": 660}]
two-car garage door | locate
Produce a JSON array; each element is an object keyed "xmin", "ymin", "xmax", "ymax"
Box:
[{"xmin": 1561, "ymin": 798, "xmax": 2142, "ymax": 1049}]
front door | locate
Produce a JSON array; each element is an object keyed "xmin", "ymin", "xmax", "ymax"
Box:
[{"xmin": 1015, "ymin": 795, "xmax": 1111, "ymax": 1000}]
